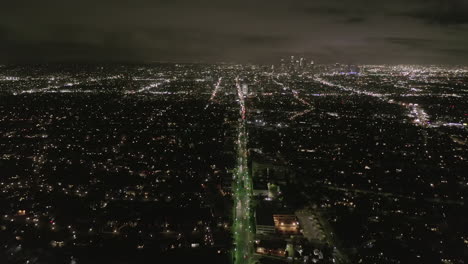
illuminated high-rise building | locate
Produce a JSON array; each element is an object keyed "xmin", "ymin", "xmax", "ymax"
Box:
[{"xmin": 242, "ymin": 84, "xmax": 248, "ymax": 96}]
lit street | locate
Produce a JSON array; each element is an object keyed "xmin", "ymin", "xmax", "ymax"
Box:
[{"xmin": 233, "ymin": 77, "xmax": 255, "ymax": 264}]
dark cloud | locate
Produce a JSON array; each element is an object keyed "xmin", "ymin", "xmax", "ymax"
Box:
[
  {"xmin": 399, "ymin": 0, "xmax": 468, "ymax": 25},
  {"xmin": 240, "ymin": 35, "xmax": 289, "ymax": 45},
  {"xmin": 0, "ymin": 0, "xmax": 467, "ymax": 64},
  {"xmin": 438, "ymin": 48, "xmax": 468, "ymax": 56},
  {"xmin": 304, "ymin": 6, "xmax": 348, "ymax": 16},
  {"xmin": 385, "ymin": 37, "xmax": 437, "ymax": 48},
  {"xmin": 343, "ymin": 17, "xmax": 367, "ymax": 24}
]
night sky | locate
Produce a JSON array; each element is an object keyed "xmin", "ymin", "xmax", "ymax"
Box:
[{"xmin": 1, "ymin": 0, "xmax": 468, "ymax": 64}]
